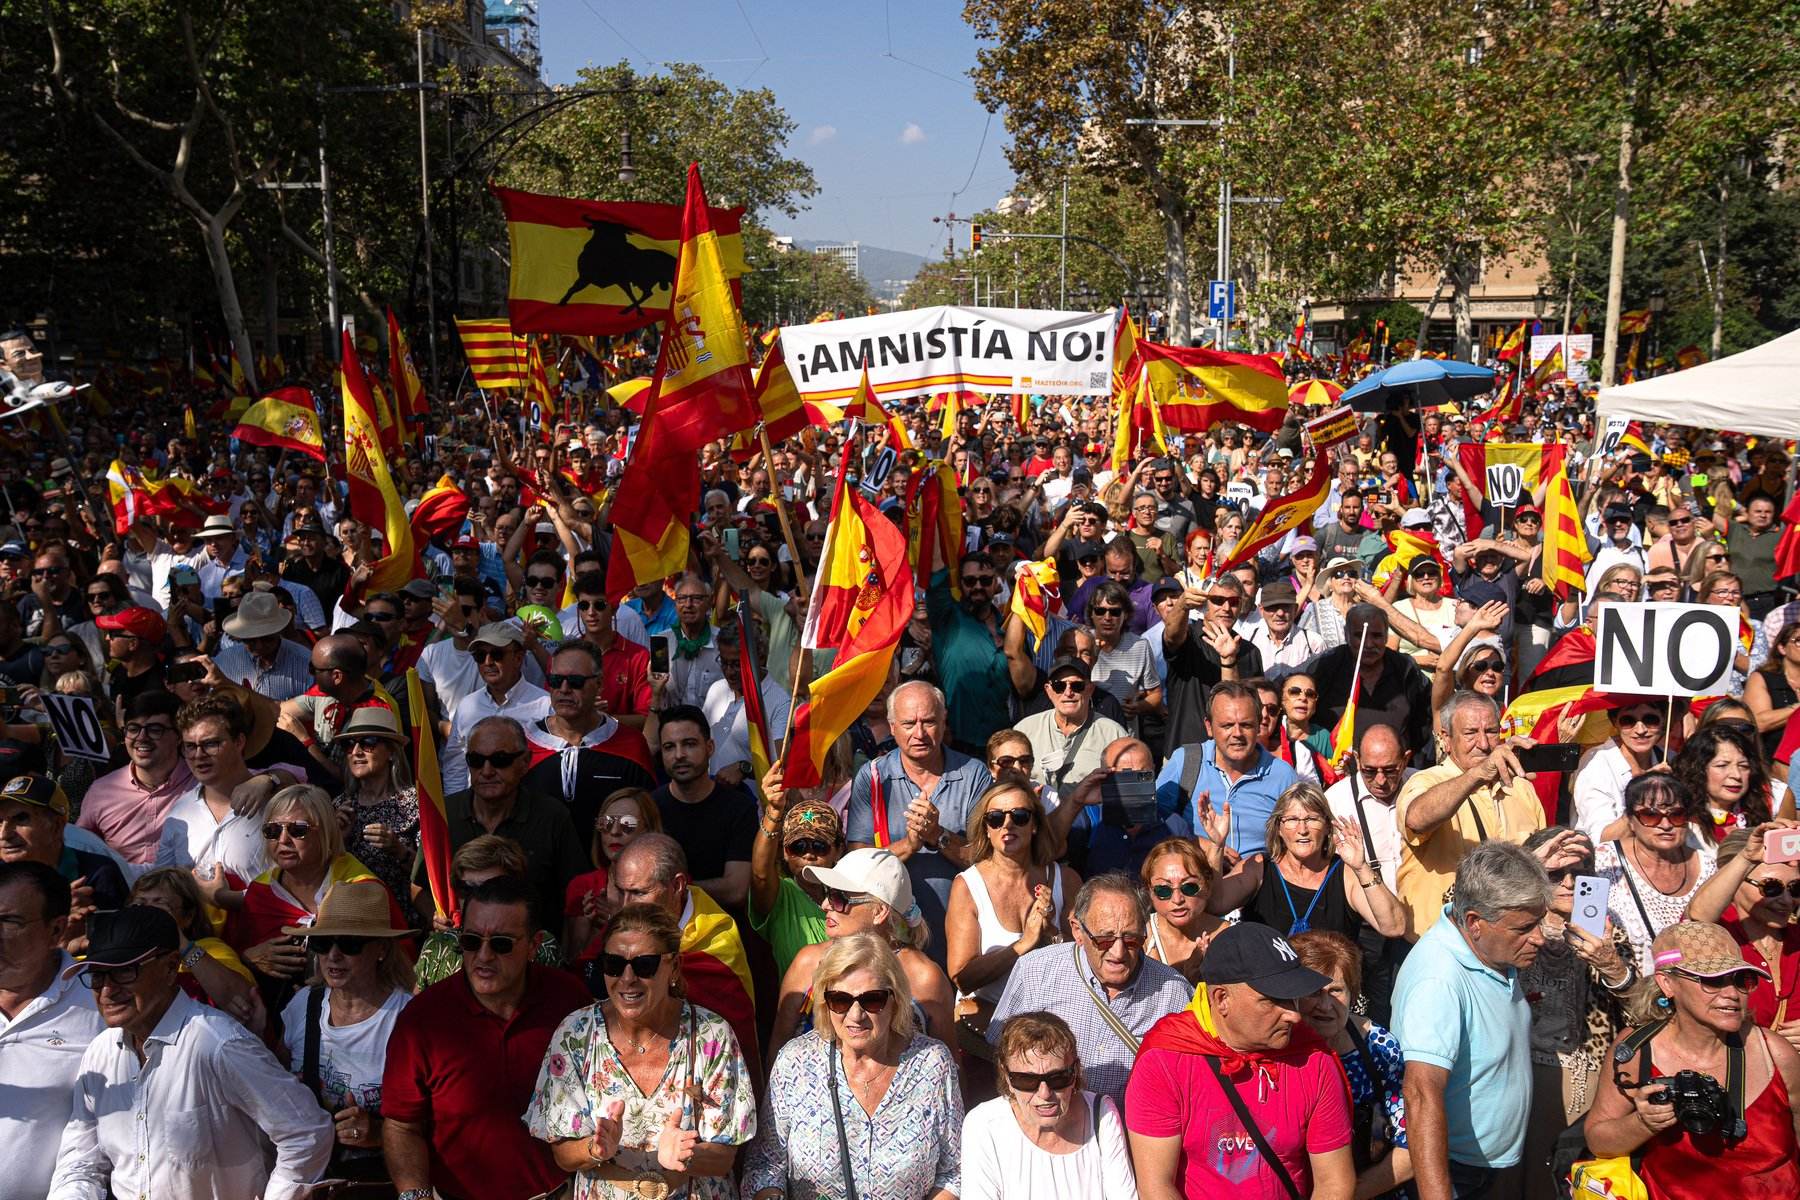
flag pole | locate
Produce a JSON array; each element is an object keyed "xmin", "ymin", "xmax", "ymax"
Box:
[{"xmin": 756, "ymin": 422, "xmax": 811, "ymax": 597}]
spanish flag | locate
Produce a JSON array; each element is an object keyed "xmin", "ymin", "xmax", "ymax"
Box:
[
  {"xmin": 1009, "ymin": 557, "xmax": 1062, "ymax": 651},
  {"xmin": 492, "ymin": 183, "xmax": 746, "ymax": 336},
  {"xmin": 104, "ymin": 459, "xmax": 154, "ymax": 535},
  {"xmin": 1497, "ymin": 320, "xmax": 1527, "ymax": 362},
  {"xmin": 938, "ymin": 389, "xmax": 964, "ymax": 442},
  {"xmin": 387, "ymin": 308, "xmax": 427, "ymax": 444},
  {"xmin": 407, "ymin": 668, "xmax": 456, "ymax": 921},
  {"xmin": 1526, "ymin": 344, "xmax": 1566, "ymax": 393},
  {"xmin": 785, "ymin": 439, "xmax": 916, "ymax": 788},
  {"xmin": 832, "ymin": 369, "xmax": 911, "ymax": 451},
  {"xmin": 907, "ymin": 461, "xmax": 966, "ymax": 601},
  {"xmin": 1543, "ymin": 455, "xmax": 1590, "ymax": 601},
  {"xmin": 1620, "ymin": 422, "xmax": 1652, "ymax": 457},
  {"xmin": 607, "ymin": 377, "xmax": 653, "ymax": 411},
  {"xmin": 752, "ymin": 337, "xmax": 807, "ymax": 442},
  {"xmin": 231, "ymin": 387, "xmax": 326, "ymax": 462},
  {"xmin": 1463, "ymin": 443, "xmax": 1567, "ymax": 508},
  {"xmin": 408, "ymin": 474, "xmax": 471, "ymax": 543},
  {"xmin": 455, "ymin": 318, "xmax": 529, "ymax": 390},
  {"xmin": 678, "ymin": 887, "xmax": 759, "ymax": 1084},
  {"xmin": 341, "ymin": 329, "xmax": 419, "ymax": 592},
  {"xmin": 1372, "ymin": 527, "xmax": 1450, "ymax": 590},
  {"xmin": 1137, "ymin": 340, "xmax": 1289, "ymax": 433},
  {"xmin": 1328, "ymin": 624, "xmax": 1370, "ymax": 769},
  {"xmin": 1215, "ymin": 446, "xmax": 1333, "ymax": 575}
]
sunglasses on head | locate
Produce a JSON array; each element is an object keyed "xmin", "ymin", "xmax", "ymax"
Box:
[
  {"xmin": 457, "ymin": 931, "xmax": 521, "ymax": 955},
  {"xmin": 1750, "ymin": 877, "xmax": 1800, "ymax": 900},
  {"xmin": 823, "ymin": 987, "xmax": 892, "ymax": 1015},
  {"xmin": 307, "ymin": 935, "xmax": 371, "ymax": 956},
  {"xmin": 1007, "ymin": 1067, "xmax": 1077, "ymax": 1093},
  {"xmin": 466, "ymin": 749, "xmax": 525, "ymax": 770},
  {"xmin": 598, "ymin": 951, "xmax": 667, "ymax": 978},
  {"xmin": 1151, "ymin": 881, "xmax": 1203, "ymax": 901},
  {"xmin": 261, "ymin": 821, "xmax": 312, "ymax": 840},
  {"xmin": 983, "ymin": 807, "xmax": 1035, "ymax": 830}
]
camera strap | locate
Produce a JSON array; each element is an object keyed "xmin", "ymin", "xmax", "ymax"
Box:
[{"xmin": 1610, "ymin": 1015, "xmax": 1749, "ymax": 1140}]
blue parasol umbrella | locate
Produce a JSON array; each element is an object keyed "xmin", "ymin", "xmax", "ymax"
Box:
[{"xmin": 1341, "ymin": 358, "xmax": 1498, "ymax": 413}]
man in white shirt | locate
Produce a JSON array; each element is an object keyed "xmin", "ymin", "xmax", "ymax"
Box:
[
  {"xmin": 1247, "ymin": 581, "xmax": 1326, "ymax": 670},
  {"xmin": 190, "ymin": 515, "xmax": 248, "ymax": 602},
  {"xmin": 702, "ymin": 620, "xmax": 791, "ymax": 787},
  {"xmin": 154, "ymin": 696, "xmax": 278, "ymax": 890},
  {"xmin": 0, "ymin": 863, "xmax": 108, "ymax": 1200},
  {"xmin": 442, "ymin": 622, "xmax": 552, "ymax": 793},
  {"xmin": 1321, "ymin": 722, "xmax": 1416, "ymax": 1022},
  {"xmin": 48, "ymin": 905, "xmax": 332, "ymax": 1200}
]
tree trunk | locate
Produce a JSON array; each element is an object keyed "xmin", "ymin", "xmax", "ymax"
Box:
[
  {"xmin": 202, "ymin": 215, "xmax": 257, "ymax": 395},
  {"xmin": 1451, "ymin": 250, "xmax": 1474, "ymax": 362},
  {"xmin": 1600, "ymin": 102, "xmax": 1637, "ymax": 388},
  {"xmin": 1416, "ymin": 264, "xmax": 1450, "ymax": 355},
  {"xmin": 1712, "ymin": 174, "xmax": 1728, "ymax": 358},
  {"xmin": 1561, "ymin": 231, "xmax": 1580, "ymax": 341},
  {"xmin": 1148, "ymin": 176, "xmax": 1193, "ymax": 345}
]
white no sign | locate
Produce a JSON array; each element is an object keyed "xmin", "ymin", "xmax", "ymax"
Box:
[{"xmin": 1594, "ymin": 602, "xmax": 1737, "ymax": 697}]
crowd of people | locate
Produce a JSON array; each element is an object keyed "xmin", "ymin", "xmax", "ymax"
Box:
[{"xmin": 1, "ymin": 319, "xmax": 1797, "ymax": 1200}]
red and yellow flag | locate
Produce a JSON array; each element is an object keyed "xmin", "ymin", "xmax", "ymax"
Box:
[
  {"xmin": 387, "ymin": 308, "xmax": 427, "ymax": 445},
  {"xmin": 1543, "ymin": 455, "xmax": 1590, "ymax": 600},
  {"xmin": 1618, "ymin": 309, "xmax": 1652, "ymax": 335},
  {"xmin": 455, "ymin": 318, "xmax": 529, "ymax": 390},
  {"xmin": 231, "ymin": 388, "xmax": 326, "ymax": 462},
  {"xmin": 786, "ymin": 440, "xmax": 917, "ymax": 788},
  {"xmin": 1526, "ymin": 344, "xmax": 1566, "ymax": 392},
  {"xmin": 1372, "ymin": 527, "xmax": 1449, "ymax": 589},
  {"xmin": 1137, "ymin": 340, "xmax": 1289, "ymax": 434},
  {"xmin": 1214, "ymin": 446, "xmax": 1333, "ymax": 575},
  {"xmin": 1008, "ymin": 557, "xmax": 1062, "ymax": 651},
  {"xmin": 1328, "ymin": 624, "xmax": 1371, "ymax": 769},
  {"xmin": 492, "ymin": 183, "xmax": 747, "ymax": 336},
  {"xmin": 1497, "ymin": 320, "xmax": 1527, "ymax": 362},
  {"xmin": 406, "ymin": 668, "xmax": 456, "ymax": 921},
  {"xmin": 908, "ymin": 461, "xmax": 966, "ymax": 601},
  {"xmin": 734, "ymin": 598, "xmax": 774, "ymax": 783},
  {"xmin": 341, "ymin": 329, "xmax": 419, "ymax": 592},
  {"xmin": 524, "ymin": 340, "xmax": 556, "ymax": 435},
  {"xmin": 409, "ymin": 474, "xmax": 471, "ymax": 543}
]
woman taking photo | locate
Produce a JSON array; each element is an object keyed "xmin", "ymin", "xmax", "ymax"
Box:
[
  {"xmin": 563, "ymin": 787, "xmax": 662, "ymax": 962},
  {"xmin": 330, "ymin": 708, "xmax": 420, "ymax": 926},
  {"xmin": 526, "ymin": 904, "xmax": 755, "ymax": 1200},
  {"xmin": 745, "ymin": 933, "xmax": 962, "ymax": 1200},
  {"xmin": 1745, "ymin": 622, "xmax": 1800, "ymax": 762},
  {"xmin": 1582, "ymin": 920, "xmax": 1800, "ymax": 1197},
  {"xmin": 279, "ymin": 881, "xmax": 413, "ymax": 1195},
  {"xmin": 1291, "ymin": 931, "xmax": 1412, "ymax": 1199},
  {"xmin": 1684, "ymin": 824, "xmax": 1800, "ymax": 1049},
  {"xmin": 768, "ymin": 848, "xmax": 956, "ymax": 1061},
  {"xmin": 1594, "ymin": 774, "xmax": 1719, "ymax": 972},
  {"xmin": 1201, "ymin": 783, "xmax": 1407, "ymax": 941},
  {"xmin": 1139, "ymin": 838, "xmax": 1224, "ymax": 982},
  {"xmin": 1674, "ymin": 723, "xmax": 1776, "ymax": 844},
  {"xmin": 960, "ymin": 1010, "xmax": 1138, "ymax": 1200},
  {"xmin": 944, "ymin": 779, "xmax": 1079, "ymax": 1023}
]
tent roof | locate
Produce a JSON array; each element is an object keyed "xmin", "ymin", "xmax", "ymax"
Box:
[{"xmin": 1597, "ymin": 329, "xmax": 1800, "ymax": 439}]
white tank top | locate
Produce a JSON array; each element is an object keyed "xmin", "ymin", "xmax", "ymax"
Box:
[{"xmin": 958, "ymin": 863, "xmax": 1065, "ymax": 1005}]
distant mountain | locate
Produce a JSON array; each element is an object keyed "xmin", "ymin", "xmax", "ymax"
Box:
[{"xmin": 795, "ymin": 240, "xmax": 929, "ymax": 299}]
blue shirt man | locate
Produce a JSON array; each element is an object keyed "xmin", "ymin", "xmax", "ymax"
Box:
[{"xmin": 1156, "ymin": 686, "xmax": 1298, "ymax": 857}]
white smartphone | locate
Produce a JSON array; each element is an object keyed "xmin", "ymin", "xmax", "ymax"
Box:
[{"xmin": 1571, "ymin": 875, "xmax": 1611, "ymax": 939}]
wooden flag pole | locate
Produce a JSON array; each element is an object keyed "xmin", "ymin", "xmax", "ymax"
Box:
[{"xmin": 757, "ymin": 422, "xmax": 810, "ymax": 598}]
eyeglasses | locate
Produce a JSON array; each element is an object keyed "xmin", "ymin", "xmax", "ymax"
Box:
[
  {"xmin": 992, "ymin": 753, "xmax": 1034, "ymax": 772},
  {"xmin": 124, "ymin": 722, "xmax": 173, "ymax": 740},
  {"xmin": 470, "ymin": 646, "xmax": 511, "ymax": 662},
  {"xmin": 525, "ymin": 575, "xmax": 559, "ymax": 589},
  {"xmin": 823, "ymin": 888, "xmax": 878, "ymax": 914},
  {"xmin": 1467, "ymin": 658, "xmax": 1505, "ymax": 675},
  {"xmin": 674, "ymin": 594, "xmax": 710, "ymax": 606},
  {"xmin": 1151, "ymin": 881, "xmax": 1203, "ymax": 901},
  {"xmin": 598, "ymin": 951, "xmax": 667, "ymax": 978},
  {"xmin": 364, "ymin": 611, "xmax": 398, "ymax": 623},
  {"xmin": 1669, "ymin": 968, "xmax": 1761, "ymax": 993},
  {"xmin": 599, "ymin": 815, "xmax": 641, "ymax": 835},
  {"xmin": 823, "ymin": 987, "xmax": 892, "ymax": 1015},
  {"xmin": 1668, "ymin": 517, "xmax": 1694, "ymax": 526},
  {"xmin": 261, "ymin": 821, "xmax": 313, "ymax": 841},
  {"xmin": 546, "ymin": 673, "xmax": 594, "ymax": 690},
  {"xmin": 1546, "ymin": 866, "xmax": 1594, "ymax": 884},
  {"xmin": 576, "ymin": 598, "xmax": 609, "ymax": 612},
  {"xmin": 1279, "ymin": 814, "xmax": 1327, "ymax": 828},
  {"xmin": 309, "ymin": 664, "xmax": 340, "ymax": 677},
  {"xmin": 1047, "ymin": 678, "xmax": 1087, "ymax": 695},
  {"xmin": 181, "ymin": 737, "xmax": 227, "ymax": 757},
  {"xmin": 1360, "ymin": 763, "xmax": 1403, "ymax": 778},
  {"xmin": 344, "ymin": 735, "xmax": 391, "ymax": 752},
  {"xmin": 785, "ymin": 837, "xmax": 832, "ymax": 857},
  {"xmin": 1088, "ymin": 605, "xmax": 1123, "ymax": 617},
  {"xmin": 1617, "ymin": 711, "xmax": 1664, "ymax": 729},
  {"xmin": 457, "ymin": 931, "xmax": 521, "ymax": 956},
  {"xmin": 983, "ymin": 807, "xmax": 1035, "ymax": 830},
  {"xmin": 1207, "ymin": 595, "xmax": 1240, "ymax": 609},
  {"xmin": 1076, "ymin": 918, "xmax": 1144, "ymax": 953},
  {"xmin": 77, "ymin": 956, "xmax": 165, "ymax": 989},
  {"xmin": 1709, "ymin": 589, "xmax": 1743, "ymax": 601},
  {"xmin": 84, "ymin": 592, "xmax": 113, "ymax": 604},
  {"xmin": 466, "ymin": 750, "xmax": 525, "ymax": 770},
  {"xmin": 1749, "ymin": 877, "xmax": 1800, "ymax": 900},
  {"xmin": 30, "ymin": 567, "xmax": 64, "ymax": 578},
  {"xmin": 306, "ymin": 935, "xmax": 371, "ymax": 956},
  {"xmin": 1007, "ymin": 1066, "xmax": 1077, "ymax": 1092}
]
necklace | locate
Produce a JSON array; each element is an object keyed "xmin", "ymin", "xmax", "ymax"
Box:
[{"xmin": 1626, "ymin": 839, "xmax": 1691, "ymax": 896}]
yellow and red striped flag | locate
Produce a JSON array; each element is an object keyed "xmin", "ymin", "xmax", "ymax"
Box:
[
  {"xmin": 1496, "ymin": 320, "xmax": 1527, "ymax": 362},
  {"xmin": 1618, "ymin": 309, "xmax": 1652, "ymax": 335},
  {"xmin": 405, "ymin": 667, "xmax": 456, "ymax": 920},
  {"xmin": 387, "ymin": 308, "xmax": 427, "ymax": 446},
  {"xmin": 455, "ymin": 317, "xmax": 529, "ymax": 390},
  {"xmin": 231, "ymin": 387, "xmax": 326, "ymax": 462},
  {"xmin": 1526, "ymin": 344, "xmax": 1566, "ymax": 392},
  {"xmin": 341, "ymin": 329, "xmax": 419, "ymax": 592},
  {"xmin": 1543, "ymin": 455, "xmax": 1590, "ymax": 600},
  {"xmin": 785, "ymin": 440, "xmax": 917, "ymax": 788}
]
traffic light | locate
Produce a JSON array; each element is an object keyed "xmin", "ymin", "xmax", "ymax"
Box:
[{"xmin": 970, "ymin": 222, "xmax": 983, "ymax": 252}]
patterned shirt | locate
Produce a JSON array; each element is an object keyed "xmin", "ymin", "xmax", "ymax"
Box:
[
  {"xmin": 524, "ymin": 1001, "xmax": 755, "ymax": 1200},
  {"xmin": 213, "ymin": 636, "xmax": 314, "ymax": 703},
  {"xmin": 1336, "ymin": 1021, "xmax": 1409, "ymax": 1150},
  {"xmin": 742, "ymin": 1031, "xmax": 961, "ymax": 1200}
]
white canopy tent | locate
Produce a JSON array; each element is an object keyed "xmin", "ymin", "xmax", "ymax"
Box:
[{"xmin": 1596, "ymin": 328, "xmax": 1800, "ymax": 439}]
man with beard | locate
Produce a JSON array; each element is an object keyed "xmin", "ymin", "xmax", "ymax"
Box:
[
  {"xmin": 649, "ymin": 704, "xmax": 756, "ymax": 911},
  {"xmin": 926, "ymin": 551, "xmax": 1012, "ymax": 754}
]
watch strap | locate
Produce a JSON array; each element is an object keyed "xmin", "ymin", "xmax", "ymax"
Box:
[{"xmin": 396, "ymin": 1190, "xmax": 434, "ymax": 1200}]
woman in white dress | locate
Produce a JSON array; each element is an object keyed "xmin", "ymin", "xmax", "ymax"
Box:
[{"xmin": 1593, "ymin": 773, "xmax": 1717, "ymax": 972}]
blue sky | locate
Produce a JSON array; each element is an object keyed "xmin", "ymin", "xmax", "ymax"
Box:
[{"xmin": 536, "ymin": 0, "xmax": 1014, "ymax": 260}]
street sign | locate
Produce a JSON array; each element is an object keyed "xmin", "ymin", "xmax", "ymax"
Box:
[{"xmin": 1207, "ymin": 280, "xmax": 1236, "ymax": 321}]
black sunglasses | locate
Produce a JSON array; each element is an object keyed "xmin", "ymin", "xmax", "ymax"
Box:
[
  {"xmin": 466, "ymin": 750, "xmax": 525, "ymax": 770},
  {"xmin": 365, "ymin": 611, "xmax": 399, "ymax": 623},
  {"xmin": 457, "ymin": 931, "xmax": 520, "ymax": 955},
  {"xmin": 983, "ymin": 807, "xmax": 1035, "ymax": 830},
  {"xmin": 598, "ymin": 951, "xmax": 667, "ymax": 979},
  {"xmin": 261, "ymin": 821, "xmax": 312, "ymax": 840},
  {"xmin": 525, "ymin": 575, "xmax": 559, "ymax": 588},
  {"xmin": 1048, "ymin": 679, "xmax": 1087, "ymax": 695},
  {"xmin": 307, "ymin": 935, "xmax": 371, "ymax": 956},
  {"xmin": 344, "ymin": 735, "xmax": 393, "ymax": 752},
  {"xmin": 1467, "ymin": 658, "xmax": 1505, "ymax": 674},
  {"xmin": 577, "ymin": 598, "xmax": 609, "ymax": 611},
  {"xmin": 546, "ymin": 672, "xmax": 594, "ymax": 690},
  {"xmin": 784, "ymin": 837, "xmax": 832, "ymax": 858},
  {"xmin": 823, "ymin": 987, "xmax": 892, "ymax": 1015},
  {"xmin": 1007, "ymin": 1067, "xmax": 1077, "ymax": 1092},
  {"xmin": 1751, "ymin": 877, "xmax": 1800, "ymax": 900},
  {"xmin": 470, "ymin": 646, "xmax": 512, "ymax": 662},
  {"xmin": 1151, "ymin": 881, "xmax": 1203, "ymax": 901}
]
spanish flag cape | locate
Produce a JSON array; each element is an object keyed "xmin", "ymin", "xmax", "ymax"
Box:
[
  {"xmin": 1139, "ymin": 974, "xmax": 1342, "ymax": 1095},
  {"xmin": 222, "ymin": 854, "xmax": 407, "ymax": 950},
  {"xmin": 678, "ymin": 887, "xmax": 760, "ymax": 1082}
]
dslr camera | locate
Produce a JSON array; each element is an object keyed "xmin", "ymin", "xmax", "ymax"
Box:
[{"xmin": 1650, "ymin": 1070, "xmax": 1735, "ymax": 1137}]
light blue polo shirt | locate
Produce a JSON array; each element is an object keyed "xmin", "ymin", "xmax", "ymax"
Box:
[
  {"xmin": 1154, "ymin": 740, "xmax": 1298, "ymax": 857},
  {"xmin": 1391, "ymin": 905, "xmax": 1533, "ymax": 1168}
]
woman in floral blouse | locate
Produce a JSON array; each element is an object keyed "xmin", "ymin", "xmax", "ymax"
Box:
[
  {"xmin": 330, "ymin": 707, "xmax": 421, "ymax": 926},
  {"xmin": 744, "ymin": 932, "xmax": 961, "ymax": 1200},
  {"xmin": 526, "ymin": 903, "xmax": 755, "ymax": 1200}
]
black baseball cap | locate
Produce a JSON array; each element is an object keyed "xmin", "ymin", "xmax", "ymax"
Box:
[
  {"xmin": 1198, "ymin": 922, "xmax": 1330, "ymax": 1000},
  {"xmin": 62, "ymin": 905, "xmax": 182, "ymax": 978},
  {"xmin": 1047, "ymin": 655, "xmax": 1093, "ymax": 682}
]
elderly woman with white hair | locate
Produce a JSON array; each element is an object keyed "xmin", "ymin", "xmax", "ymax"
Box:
[{"xmin": 744, "ymin": 932, "xmax": 962, "ymax": 1200}]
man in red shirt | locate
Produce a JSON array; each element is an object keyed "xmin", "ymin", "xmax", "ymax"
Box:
[
  {"xmin": 572, "ymin": 574, "xmax": 652, "ymax": 729},
  {"xmin": 381, "ymin": 875, "xmax": 589, "ymax": 1200},
  {"xmin": 1127, "ymin": 922, "xmax": 1355, "ymax": 1200}
]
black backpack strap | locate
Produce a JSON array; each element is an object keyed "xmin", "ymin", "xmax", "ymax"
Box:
[
  {"xmin": 1205, "ymin": 1055, "xmax": 1301, "ymax": 1200},
  {"xmin": 301, "ymin": 984, "xmax": 325, "ymax": 1102}
]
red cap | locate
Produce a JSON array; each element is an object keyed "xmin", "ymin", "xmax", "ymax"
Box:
[
  {"xmin": 96, "ymin": 606, "xmax": 167, "ymax": 643},
  {"xmin": 449, "ymin": 535, "xmax": 479, "ymax": 550}
]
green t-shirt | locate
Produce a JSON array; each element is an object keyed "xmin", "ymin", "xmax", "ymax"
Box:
[{"xmin": 749, "ymin": 876, "xmax": 826, "ymax": 976}]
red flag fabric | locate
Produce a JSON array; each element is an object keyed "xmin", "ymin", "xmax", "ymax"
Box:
[{"xmin": 1776, "ymin": 490, "xmax": 1800, "ymax": 582}]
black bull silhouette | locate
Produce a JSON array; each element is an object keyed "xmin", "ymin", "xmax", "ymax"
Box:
[{"xmin": 556, "ymin": 217, "xmax": 676, "ymax": 317}]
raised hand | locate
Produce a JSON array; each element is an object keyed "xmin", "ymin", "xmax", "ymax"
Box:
[
  {"xmin": 589, "ymin": 1097, "xmax": 627, "ymax": 1163},
  {"xmin": 656, "ymin": 1107, "xmax": 698, "ymax": 1172},
  {"xmin": 1330, "ymin": 816, "xmax": 1367, "ymax": 871},
  {"xmin": 1195, "ymin": 791, "xmax": 1232, "ymax": 846}
]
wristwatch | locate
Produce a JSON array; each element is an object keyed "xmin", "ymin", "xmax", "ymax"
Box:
[
  {"xmin": 397, "ymin": 1190, "xmax": 434, "ymax": 1200},
  {"xmin": 179, "ymin": 941, "xmax": 206, "ymax": 970}
]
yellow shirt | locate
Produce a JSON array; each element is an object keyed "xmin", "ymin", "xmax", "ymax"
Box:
[{"xmin": 1394, "ymin": 760, "xmax": 1545, "ymax": 939}]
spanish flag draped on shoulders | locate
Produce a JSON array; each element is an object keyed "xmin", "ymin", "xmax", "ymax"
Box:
[
  {"xmin": 222, "ymin": 853, "xmax": 408, "ymax": 951},
  {"xmin": 678, "ymin": 885, "xmax": 760, "ymax": 1084}
]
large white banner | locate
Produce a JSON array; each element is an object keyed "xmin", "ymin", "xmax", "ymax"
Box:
[{"xmin": 778, "ymin": 306, "xmax": 1114, "ymax": 403}]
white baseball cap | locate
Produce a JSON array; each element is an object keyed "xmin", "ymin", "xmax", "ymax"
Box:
[{"xmin": 804, "ymin": 848, "xmax": 913, "ymax": 914}]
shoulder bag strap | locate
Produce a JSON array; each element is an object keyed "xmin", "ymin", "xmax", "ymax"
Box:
[
  {"xmin": 1347, "ymin": 770, "xmax": 1381, "ymax": 881},
  {"xmin": 1075, "ymin": 943, "xmax": 1142, "ymax": 1056},
  {"xmin": 1725, "ymin": 1034, "xmax": 1749, "ymax": 1139},
  {"xmin": 826, "ymin": 1043, "xmax": 861, "ymax": 1200},
  {"xmin": 1346, "ymin": 1019, "xmax": 1380, "ymax": 1092},
  {"xmin": 1464, "ymin": 793, "xmax": 1489, "ymax": 842},
  {"xmin": 301, "ymin": 984, "xmax": 325, "ymax": 1102},
  {"xmin": 1179, "ymin": 743, "xmax": 1206, "ymax": 811},
  {"xmin": 1204, "ymin": 1055, "xmax": 1302, "ymax": 1200},
  {"xmin": 1612, "ymin": 840, "xmax": 1659, "ymax": 939}
]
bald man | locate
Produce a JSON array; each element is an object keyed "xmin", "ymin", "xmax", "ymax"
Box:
[
  {"xmin": 281, "ymin": 633, "xmax": 388, "ymax": 782},
  {"xmin": 1323, "ymin": 722, "xmax": 1416, "ymax": 1022}
]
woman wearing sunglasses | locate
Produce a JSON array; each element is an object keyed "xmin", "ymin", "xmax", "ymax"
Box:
[
  {"xmin": 278, "ymin": 881, "xmax": 414, "ymax": 1195},
  {"xmin": 1138, "ymin": 838, "xmax": 1224, "ymax": 982},
  {"xmin": 1427, "ymin": 600, "xmax": 1512, "ymax": 719},
  {"xmin": 745, "ymin": 933, "xmax": 962, "ymax": 1200},
  {"xmin": 960, "ymin": 1010, "xmax": 1139, "ymax": 1199},
  {"xmin": 331, "ymin": 707, "xmax": 422, "ymax": 929},
  {"xmin": 1593, "ymin": 775, "xmax": 1719, "ymax": 973},
  {"xmin": 1573, "ymin": 698, "xmax": 1677, "ymax": 846},
  {"xmin": 1685, "ymin": 824, "xmax": 1800, "ymax": 1051},
  {"xmin": 945, "ymin": 780, "xmax": 1079, "ymax": 1026},
  {"xmin": 528, "ymin": 904, "xmax": 755, "ymax": 1200},
  {"xmin": 1583, "ymin": 920, "xmax": 1800, "ymax": 1198},
  {"xmin": 564, "ymin": 787, "xmax": 662, "ymax": 963}
]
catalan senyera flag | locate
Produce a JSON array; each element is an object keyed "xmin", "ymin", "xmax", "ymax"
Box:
[
  {"xmin": 1008, "ymin": 557, "xmax": 1062, "ymax": 651},
  {"xmin": 493, "ymin": 183, "xmax": 747, "ymax": 336},
  {"xmin": 387, "ymin": 308, "xmax": 427, "ymax": 444},
  {"xmin": 405, "ymin": 667, "xmax": 456, "ymax": 921},
  {"xmin": 341, "ymin": 329, "xmax": 419, "ymax": 593},
  {"xmin": 1543, "ymin": 455, "xmax": 1590, "ymax": 601},
  {"xmin": 786, "ymin": 440, "xmax": 916, "ymax": 789},
  {"xmin": 1497, "ymin": 320, "xmax": 1527, "ymax": 362},
  {"xmin": 1618, "ymin": 309, "xmax": 1652, "ymax": 335},
  {"xmin": 231, "ymin": 387, "xmax": 326, "ymax": 462},
  {"xmin": 1137, "ymin": 340, "xmax": 1289, "ymax": 434},
  {"xmin": 734, "ymin": 598, "xmax": 774, "ymax": 783},
  {"xmin": 1462, "ymin": 443, "xmax": 1568, "ymax": 509},
  {"xmin": 455, "ymin": 318, "xmax": 529, "ymax": 390},
  {"xmin": 1214, "ymin": 446, "xmax": 1332, "ymax": 575},
  {"xmin": 524, "ymin": 340, "xmax": 556, "ymax": 434}
]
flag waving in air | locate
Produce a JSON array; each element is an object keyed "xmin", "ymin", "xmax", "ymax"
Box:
[
  {"xmin": 387, "ymin": 308, "xmax": 427, "ymax": 445},
  {"xmin": 1008, "ymin": 558, "xmax": 1063, "ymax": 651},
  {"xmin": 231, "ymin": 387, "xmax": 326, "ymax": 462},
  {"xmin": 1214, "ymin": 447, "xmax": 1333, "ymax": 575},
  {"xmin": 455, "ymin": 318, "xmax": 529, "ymax": 390},
  {"xmin": 406, "ymin": 668, "xmax": 456, "ymax": 921},
  {"xmin": 1542, "ymin": 455, "xmax": 1591, "ymax": 601},
  {"xmin": 1136, "ymin": 340, "xmax": 1289, "ymax": 433},
  {"xmin": 341, "ymin": 329, "xmax": 419, "ymax": 592},
  {"xmin": 734, "ymin": 598, "xmax": 774, "ymax": 783}
]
